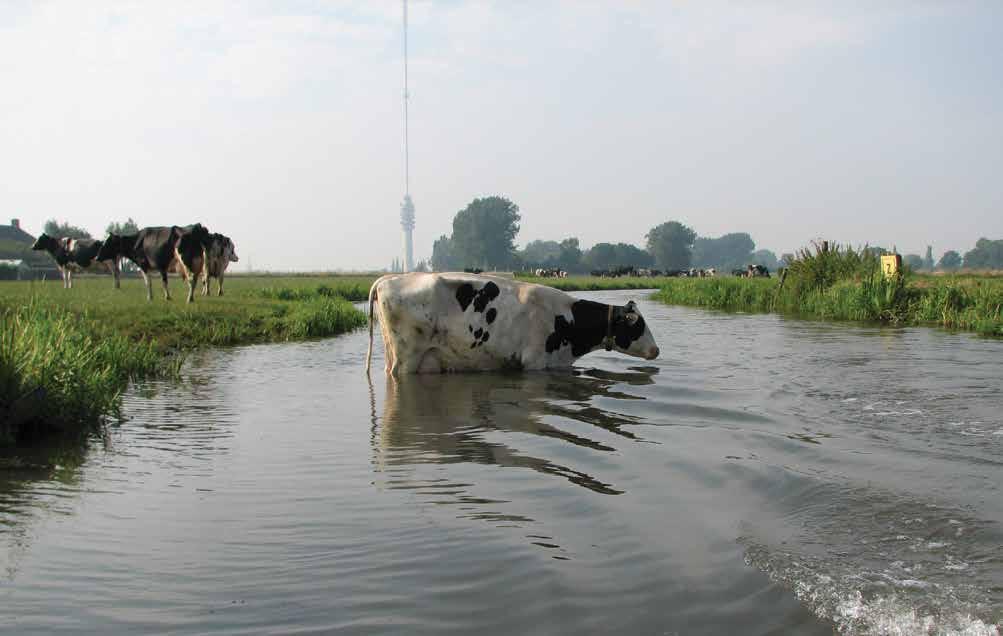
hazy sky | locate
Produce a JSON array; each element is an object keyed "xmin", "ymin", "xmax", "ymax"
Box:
[{"xmin": 2, "ymin": 2, "xmax": 1001, "ymax": 270}]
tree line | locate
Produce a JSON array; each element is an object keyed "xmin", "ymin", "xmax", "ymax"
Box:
[
  {"xmin": 429, "ymin": 197, "xmax": 781, "ymax": 273},
  {"xmin": 428, "ymin": 196, "xmax": 1003, "ymax": 273}
]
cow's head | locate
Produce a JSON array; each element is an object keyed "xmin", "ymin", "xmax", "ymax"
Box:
[
  {"xmin": 222, "ymin": 236, "xmax": 238, "ymax": 262},
  {"xmin": 31, "ymin": 233, "xmax": 59, "ymax": 253},
  {"xmin": 611, "ymin": 301, "xmax": 659, "ymax": 360}
]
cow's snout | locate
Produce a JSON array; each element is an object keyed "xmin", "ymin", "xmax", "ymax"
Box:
[{"xmin": 646, "ymin": 346, "xmax": 659, "ymax": 360}]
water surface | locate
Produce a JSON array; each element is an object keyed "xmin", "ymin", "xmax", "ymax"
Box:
[{"xmin": 2, "ymin": 291, "xmax": 1001, "ymax": 634}]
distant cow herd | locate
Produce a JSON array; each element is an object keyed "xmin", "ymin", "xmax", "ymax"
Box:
[{"xmin": 31, "ymin": 224, "xmax": 238, "ymax": 302}]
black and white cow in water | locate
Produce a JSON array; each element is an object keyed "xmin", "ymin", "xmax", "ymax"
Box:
[
  {"xmin": 97, "ymin": 224, "xmax": 211, "ymax": 302},
  {"xmin": 31, "ymin": 234, "xmax": 121, "ymax": 289},
  {"xmin": 365, "ymin": 273, "xmax": 660, "ymax": 375},
  {"xmin": 201, "ymin": 233, "xmax": 238, "ymax": 296}
]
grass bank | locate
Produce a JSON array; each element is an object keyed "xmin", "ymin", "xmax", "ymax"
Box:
[
  {"xmin": 652, "ymin": 245, "xmax": 1003, "ymax": 336},
  {"xmin": 1, "ymin": 275, "xmax": 371, "ymax": 444}
]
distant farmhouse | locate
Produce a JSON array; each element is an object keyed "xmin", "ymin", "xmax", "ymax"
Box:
[{"xmin": 0, "ymin": 219, "xmax": 55, "ymax": 280}]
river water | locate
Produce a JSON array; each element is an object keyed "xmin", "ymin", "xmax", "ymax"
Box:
[{"xmin": 2, "ymin": 290, "xmax": 1001, "ymax": 634}]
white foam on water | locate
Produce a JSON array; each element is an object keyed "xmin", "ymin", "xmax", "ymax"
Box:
[
  {"xmin": 743, "ymin": 542, "xmax": 1001, "ymax": 636},
  {"xmin": 832, "ymin": 591, "xmax": 1000, "ymax": 636}
]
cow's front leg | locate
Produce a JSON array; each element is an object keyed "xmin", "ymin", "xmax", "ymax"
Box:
[
  {"xmin": 66, "ymin": 269, "xmax": 73, "ymax": 289},
  {"xmin": 141, "ymin": 269, "xmax": 153, "ymax": 301},
  {"xmin": 110, "ymin": 260, "xmax": 121, "ymax": 289},
  {"xmin": 202, "ymin": 275, "xmax": 209, "ymax": 296},
  {"xmin": 186, "ymin": 269, "xmax": 198, "ymax": 303},
  {"xmin": 217, "ymin": 272, "xmax": 225, "ymax": 297},
  {"xmin": 60, "ymin": 268, "xmax": 68, "ymax": 289},
  {"xmin": 161, "ymin": 271, "xmax": 171, "ymax": 301}
]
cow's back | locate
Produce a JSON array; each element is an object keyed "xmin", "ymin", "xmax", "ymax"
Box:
[
  {"xmin": 375, "ymin": 272, "xmax": 571, "ymax": 372},
  {"xmin": 137, "ymin": 227, "xmax": 176, "ymax": 269}
]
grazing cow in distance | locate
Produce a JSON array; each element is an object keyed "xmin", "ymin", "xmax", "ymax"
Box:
[
  {"xmin": 97, "ymin": 224, "xmax": 212, "ymax": 302},
  {"xmin": 201, "ymin": 233, "xmax": 238, "ymax": 296},
  {"xmin": 366, "ymin": 272, "xmax": 659, "ymax": 375},
  {"xmin": 31, "ymin": 234, "xmax": 121, "ymax": 289}
]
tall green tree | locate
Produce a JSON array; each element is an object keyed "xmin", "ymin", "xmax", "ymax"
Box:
[
  {"xmin": 692, "ymin": 233, "xmax": 756, "ymax": 271},
  {"xmin": 904, "ymin": 254, "xmax": 925, "ymax": 270},
  {"xmin": 582, "ymin": 243, "xmax": 619, "ymax": 270},
  {"xmin": 750, "ymin": 249, "xmax": 779, "ymax": 270},
  {"xmin": 520, "ymin": 240, "xmax": 562, "ymax": 267},
  {"xmin": 431, "ymin": 235, "xmax": 455, "ymax": 272},
  {"xmin": 105, "ymin": 217, "xmax": 140, "ymax": 236},
  {"xmin": 645, "ymin": 221, "xmax": 696, "ymax": 270},
  {"xmin": 450, "ymin": 196, "xmax": 521, "ymax": 269},
  {"xmin": 43, "ymin": 219, "xmax": 91, "ymax": 239},
  {"xmin": 938, "ymin": 250, "xmax": 962, "ymax": 270},
  {"xmin": 963, "ymin": 238, "xmax": 1003, "ymax": 269},
  {"xmin": 557, "ymin": 238, "xmax": 582, "ymax": 272}
]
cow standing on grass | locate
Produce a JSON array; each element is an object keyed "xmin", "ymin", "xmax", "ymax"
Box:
[
  {"xmin": 31, "ymin": 234, "xmax": 121, "ymax": 289},
  {"xmin": 97, "ymin": 224, "xmax": 211, "ymax": 302},
  {"xmin": 201, "ymin": 233, "xmax": 239, "ymax": 296},
  {"xmin": 366, "ymin": 272, "xmax": 659, "ymax": 375}
]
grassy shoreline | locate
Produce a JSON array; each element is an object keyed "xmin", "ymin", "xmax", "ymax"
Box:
[
  {"xmin": 652, "ymin": 272, "xmax": 1003, "ymax": 336},
  {"xmin": 1, "ymin": 276, "xmax": 371, "ymax": 444}
]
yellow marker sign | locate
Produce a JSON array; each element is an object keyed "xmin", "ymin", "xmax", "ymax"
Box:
[{"xmin": 881, "ymin": 254, "xmax": 902, "ymax": 279}]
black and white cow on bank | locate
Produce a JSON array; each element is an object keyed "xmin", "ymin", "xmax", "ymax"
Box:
[
  {"xmin": 201, "ymin": 233, "xmax": 238, "ymax": 296},
  {"xmin": 365, "ymin": 273, "xmax": 660, "ymax": 375},
  {"xmin": 97, "ymin": 224, "xmax": 211, "ymax": 302},
  {"xmin": 31, "ymin": 234, "xmax": 121, "ymax": 289}
]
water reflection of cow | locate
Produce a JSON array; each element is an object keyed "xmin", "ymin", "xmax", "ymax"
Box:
[{"xmin": 375, "ymin": 369, "xmax": 658, "ymax": 497}]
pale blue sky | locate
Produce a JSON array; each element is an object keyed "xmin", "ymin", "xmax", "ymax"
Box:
[{"xmin": 2, "ymin": 1, "xmax": 1001, "ymax": 270}]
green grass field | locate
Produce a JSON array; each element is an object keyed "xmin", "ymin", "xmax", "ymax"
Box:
[{"xmin": 0, "ymin": 274, "xmax": 373, "ymax": 444}]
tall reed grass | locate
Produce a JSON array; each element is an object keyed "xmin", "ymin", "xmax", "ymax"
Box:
[
  {"xmin": 653, "ymin": 242, "xmax": 1003, "ymax": 336},
  {"xmin": 0, "ymin": 302, "xmax": 175, "ymax": 443}
]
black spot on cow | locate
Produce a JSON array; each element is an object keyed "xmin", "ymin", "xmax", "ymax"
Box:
[
  {"xmin": 545, "ymin": 315, "xmax": 573, "ymax": 353},
  {"xmin": 456, "ymin": 284, "xmax": 476, "ymax": 311},
  {"xmin": 544, "ymin": 300, "xmax": 646, "ymax": 356},
  {"xmin": 473, "ymin": 282, "xmax": 499, "ymax": 312},
  {"xmin": 468, "ymin": 325, "xmax": 473, "ymax": 333},
  {"xmin": 470, "ymin": 327, "xmax": 490, "ymax": 348},
  {"xmin": 456, "ymin": 281, "xmax": 500, "ymax": 313},
  {"xmin": 486, "ymin": 307, "xmax": 497, "ymax": 324}
]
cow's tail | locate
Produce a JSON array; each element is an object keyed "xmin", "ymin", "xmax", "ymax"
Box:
[{"xmin": 365, "ymin": 278, "xmax": 379, "ymax": 374}]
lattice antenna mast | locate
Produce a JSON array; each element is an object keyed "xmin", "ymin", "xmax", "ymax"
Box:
[
  {"xmin": 403, "ymin": 0, "xmax": 410, "ymax": 196},
  {"xmin": 399, "ymin": 0, "xmax": 416, "ymax": 272}
]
